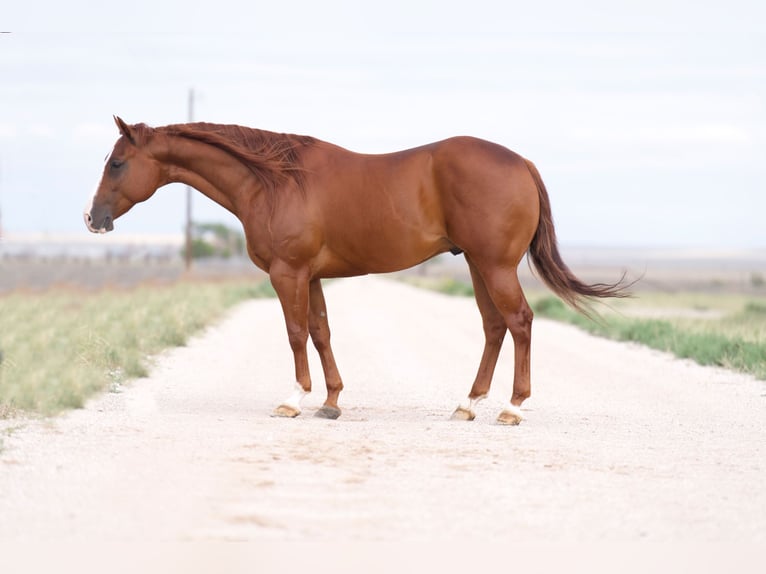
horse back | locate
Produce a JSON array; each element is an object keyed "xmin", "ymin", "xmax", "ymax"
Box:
[{"xmin": 287, "ymin": 136, "xmax": 538, "ymax": 275}]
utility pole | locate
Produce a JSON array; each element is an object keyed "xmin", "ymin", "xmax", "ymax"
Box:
[{"xmin": 184, "ymin": 88, "xmax": 194, "ymax": 271}]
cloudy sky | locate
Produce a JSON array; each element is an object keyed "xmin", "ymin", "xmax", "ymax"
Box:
[{"xmin": 1, "ymin": 0, "xmax": 764, "ymax": 247}]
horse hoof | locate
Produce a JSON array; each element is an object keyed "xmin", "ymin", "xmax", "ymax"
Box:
[
  {"xmin": 450, "ymin": 406, "xmax": 476, "ymax": 421},
  {"xmin": 272, "ymin": 404, "xmax": 301, "ymax": 418},
  {"xmin": 496, "ymin": 408, "xmax": 523, "ymax": 426},
  {"xmin": 314, "ymin": 405, "xmax": 342, "ymax": 420}
]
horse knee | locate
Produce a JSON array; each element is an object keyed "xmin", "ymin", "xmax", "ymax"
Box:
[{"xmin": 286, "ymin": 325, "xmax": 309, "ymax": 352}]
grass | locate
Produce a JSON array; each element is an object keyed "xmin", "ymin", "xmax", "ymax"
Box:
[
  {"xmin": 531, "ymin": 296, "xmax": 766, "ymax": 380},
  {"xmin": 0, "ymin": 280, "xmax": 275, "ymax": 415},
  {"xmin": 408, "ymin": 276, "xmax": 766, "ymax": 380}
]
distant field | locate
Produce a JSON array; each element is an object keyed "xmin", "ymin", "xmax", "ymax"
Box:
[
  {"xmin": 0, "ymin": 258, "xmax": 264, "ymax": 293},
  {"xmin": 0, "ymin": 279, "xmax": 275, "ymax": 415},
  {"xmin": 3, "ymin": 245, "xmax": 765, "ymax": 293}
]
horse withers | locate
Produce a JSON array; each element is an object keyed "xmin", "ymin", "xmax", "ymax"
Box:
[{"xmin": 85, "ymin": 116, "xmax": 629, "ymax": 425}]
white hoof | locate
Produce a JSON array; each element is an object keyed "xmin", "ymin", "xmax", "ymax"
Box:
[
  {"xmin": 272, "ymin": 404, "xmax": 301, "ymax": 418},
  {"xmin": 496, "ymin": 404, "xmax": 524, "ymax": 426},
  {"xmin": 450, "ymin": 405, "xmax": 476, "ymax": 421},
  {"xmin": 273, "ymin": 382, "xmax": 308, "ymax": 418},
  {"xmin": 450, "ymin": 395, "xmax": 486, "ymax": 421}
]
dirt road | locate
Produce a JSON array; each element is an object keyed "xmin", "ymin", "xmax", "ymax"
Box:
[{"xmin": 1, "ymin": 276, "xmax": 764, "ymax": 545}]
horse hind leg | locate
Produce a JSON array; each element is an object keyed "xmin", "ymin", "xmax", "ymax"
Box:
[
  {"xmin": 451, "ymin": 257, "xmax": 508, "ymax": 421},
  {"xmin": 453, "ymin": 261, "xmax": 533, "ymax": 425},
  {"xmin": 487, "ymin": 267, "xmax": 533, "ymax": 426}
]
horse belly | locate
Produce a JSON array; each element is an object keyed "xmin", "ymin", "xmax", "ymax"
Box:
[
  {"xmin": 309, "ymin": 144, "xmax": 451, "ymax": 275},
  {"xmin": 320, "ymin": 209, "xmax": 448, "ymax": 275}
]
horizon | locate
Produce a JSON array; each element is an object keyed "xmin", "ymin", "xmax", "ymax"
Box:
[{"xmin": 3, "ymin": 229, "xmax": 765, "ymax": 260}]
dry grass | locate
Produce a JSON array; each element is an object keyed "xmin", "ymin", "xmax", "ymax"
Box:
[{"xmin": 0, "ymin": 280, "xmax": 275, "ymax": 415}]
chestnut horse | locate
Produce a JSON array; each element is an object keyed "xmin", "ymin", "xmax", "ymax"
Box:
[{"xmin": 85, "ymin": 116, "xmax": 628, "ymax": 425}]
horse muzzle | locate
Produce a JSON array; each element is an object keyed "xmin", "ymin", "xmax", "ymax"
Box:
[{"xmin": 84, "ymin": 211, "xmax": 114, "ymax": 234}]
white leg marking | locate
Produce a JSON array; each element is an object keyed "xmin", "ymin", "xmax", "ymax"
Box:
[
  {"xmin": 282, "ymin": 382, "xmax": 309, "ymax": 412},
  {"xmin": 458, "ymin": 395, "xmax": 487, "ymax": 413}
]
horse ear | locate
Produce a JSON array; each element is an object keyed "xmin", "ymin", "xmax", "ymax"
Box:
[{"xmin": 113, "ymin": 115, "xmax": 136, "ymax": 145}]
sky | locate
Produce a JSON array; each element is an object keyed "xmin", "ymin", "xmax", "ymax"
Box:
[{"xmin": 1, "ymin": 0, "xmax": 764, "ymax": 248}]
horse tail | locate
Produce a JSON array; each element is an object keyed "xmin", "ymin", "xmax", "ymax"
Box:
[{"xmin": 524, "ymin": 159, "xmax": 631, "ymax": 313}]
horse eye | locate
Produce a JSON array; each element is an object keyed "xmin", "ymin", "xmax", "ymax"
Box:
[{"xmin": 110, "ymin": 159, "xmax": 124, "ymax": 171}]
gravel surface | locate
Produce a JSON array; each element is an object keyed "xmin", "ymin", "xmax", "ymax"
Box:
[{"xmin": 1, "ymin": 276, "xmax": 764, "ymax": 546}]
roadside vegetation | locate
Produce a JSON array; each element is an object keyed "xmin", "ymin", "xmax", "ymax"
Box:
[
  {"xmin": 408, "ymin": 277, "xmax": 766, "ymax": 381},
  {"xmin": 182, "ymin": 222, "xmax": 247, "ymax": 259},
  {"xmin": 0, "ymin": 280, "xmax": 275, "ymax": 416}
]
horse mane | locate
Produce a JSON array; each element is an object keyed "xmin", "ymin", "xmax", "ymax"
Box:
[{"xmin": 157, "ymin": 122, "xmax": 315, "ymax": 192}]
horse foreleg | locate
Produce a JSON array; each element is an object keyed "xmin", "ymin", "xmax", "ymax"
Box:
[
  {"xmin": 451, "ymin": 257, "xmax": 507, "ymax": 421},
  {"xmin": 270, "ymin": 265, "xmax": 312, "ymax": 418},
  {"xmin": 308, "ymin": 278, "xmax": 344, "ymax": 419}
]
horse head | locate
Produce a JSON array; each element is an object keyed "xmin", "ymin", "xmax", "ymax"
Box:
[{"xmin": 84, "ymin": 116, "xmax": 165, "ymax": 233}]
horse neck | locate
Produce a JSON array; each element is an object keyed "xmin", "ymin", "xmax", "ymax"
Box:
[{"xmin": 155, "ymin": 133, "xmax": 260, "ymax": 215}]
